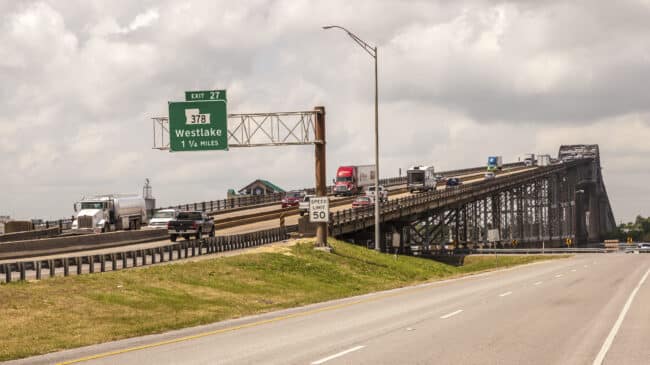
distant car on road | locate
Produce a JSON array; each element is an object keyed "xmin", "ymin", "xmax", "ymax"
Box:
[
  {"xmin": 366, "ymin": 185, "xmax": 388, "ymax": 202},
  {"xmin": 435, "ymin": 174, "xmax": 448, "ymax": 186},
  {"xmin": 637, "ymin": 242, "xmax": 650, "ymax": 249},
  {"xmin": 352, "ymin": 196, "xmax": 373, "ymax": 209},
  {"xmin": 167, "ymin": 211, "xmax": 214, "ymax": 241},
  {"xmin": 148, "ymin": 209, "xmax": 178, "ymax": 229},
  {"xmin": 484, "ymin": 171, "xmax": 496, "ymax": 180},
  {"xmin": 299, "ymin": 194, "xmax": 316, "ymax": 216},
  {"xmin": 281, "ymin": 190, "xmax": 304, "ymax": 208},
  {"xmin": 446, "ymin": 177, "xmax": 462, "ymax": 188}
]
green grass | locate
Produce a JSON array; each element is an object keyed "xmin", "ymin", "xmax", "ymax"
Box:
[{"xmin": 0, "ymin": 239, "xmax": 566, "ymax": 361}]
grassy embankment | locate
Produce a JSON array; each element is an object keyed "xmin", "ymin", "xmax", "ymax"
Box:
[{"xmin": 0, "ymin": 239, "xmax": 566, "ymax": 360}]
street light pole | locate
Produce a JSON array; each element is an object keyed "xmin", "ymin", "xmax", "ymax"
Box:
[
  {"xmin": 323, "ymin": 25, "xmax": 382, "ymax": 251},
  {"xmin": 373, "ymin": 46, "xmax": 380, "ymax": 251}
]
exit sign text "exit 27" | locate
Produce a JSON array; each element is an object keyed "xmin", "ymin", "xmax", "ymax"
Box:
[{"xmin": 168, "ymin": 100, "xmax": 227, "ymax": 151}]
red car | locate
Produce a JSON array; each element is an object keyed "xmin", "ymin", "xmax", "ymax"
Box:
[
  {"xmin": 281, "ymin": 190, "xmax": 304, "ymax": 208},
  {"xmin": 352, "ymin": 196, "xmax": 373, "ymax": 209}
]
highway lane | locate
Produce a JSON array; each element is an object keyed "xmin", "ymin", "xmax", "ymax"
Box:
[{"xmin": 19, "ymin": 253, "xmax": 648, "ymax": 365}]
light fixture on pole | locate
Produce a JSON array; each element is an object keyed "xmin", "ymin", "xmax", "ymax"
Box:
[{"xmin": 323, "ymin": 25, "xmax": 381, "ymax": 251}]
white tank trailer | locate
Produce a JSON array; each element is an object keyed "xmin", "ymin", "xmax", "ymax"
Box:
[{"xmin": 72, "ymin": 194, "xmax": 147, "ymax": 234}]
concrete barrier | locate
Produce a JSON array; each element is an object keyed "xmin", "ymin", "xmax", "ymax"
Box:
[
  {"xmin": 0, "ymin": 229, "xmax": 168, "ymax": 260},
  {"xmin": 0, "ymin": 227, "xmax": 61, "ymax": 243}
]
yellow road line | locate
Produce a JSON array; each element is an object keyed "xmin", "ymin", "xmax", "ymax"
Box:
[{"xmin": 57, "ymin": 285, "xmax": 422, "ymax": 364}]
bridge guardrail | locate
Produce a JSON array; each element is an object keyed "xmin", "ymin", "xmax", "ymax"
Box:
[{"xmin": 0, "ymin": 226, "xmax": 297, "ymax": 283}]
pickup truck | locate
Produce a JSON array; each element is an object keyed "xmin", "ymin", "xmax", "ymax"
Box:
[
  {"xmin": 299, "ymin": 194, "xmax": 315, "ymax": 216},
  {"xmin": 167, "ymin": 211, "xmax": 215, "ymax": 242}
]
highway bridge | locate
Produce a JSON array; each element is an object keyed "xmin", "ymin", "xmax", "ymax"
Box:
[
  {"xmin": 0, "ymin": 144, "xmax": 616, "ymax": 282},
  {"xmin": 331, "ymin": 144, "xmax": 616, "ymax": 253}
]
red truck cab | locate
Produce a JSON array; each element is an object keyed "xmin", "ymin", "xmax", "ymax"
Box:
[{"xmin": 333, "ymin": 166, "xmax": 357, "ymax": 196}]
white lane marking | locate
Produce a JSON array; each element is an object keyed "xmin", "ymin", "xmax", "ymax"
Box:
[
  {"xmin": 584, "ymin": 265, "xmax": 589, "ymax": 268},
  {"xmin": 571, "ymin": 269, "xmax": 577, "ymax": 272},
  {"xmin": 312, "ymin": 345, "xmax": 365, "ymax": 364},
  {"xmin": 440, "ymin": 309, "xmax": 464, "ymax": 319},
  {"xmin": 555, "ymin": 274, "xmax": 564, "ymax": 278},
  {"xmin": 499, "ymin": 291, "xmax": 513, "ymax": 297},
  {"xmin": 534, "ymin": 281, "xmax": 543, "ymax": 285},
  {"xmin": 593, "ymin": 268, "xmax": 650, "ymax": 365}
]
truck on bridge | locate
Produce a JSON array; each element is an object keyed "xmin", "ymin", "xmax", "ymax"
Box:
[
  {"xmin": 333, "ymin": 165, "xmax": 376, "ymax": 196},
  {"xmin": 523, "ymin": 153, "xmax": 536, "ymax": 167},
  {"xmin": 487, "ymin": 156, "xmax": 503, "ymax": 171},
  {"xmin": 407, "ymin": 165, "xmax": 436, "ymax": 193},
  {"xmin": 71, "ymin": 194, "xmax": 147, "ymax": 234}
]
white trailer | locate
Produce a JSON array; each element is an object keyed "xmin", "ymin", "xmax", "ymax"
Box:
[
  {"xmin": 407, "ymin": 165, "xmax": 436, "ymax": 193},
  {"xmin": 356, "ymin": 165, "xmax": 377, "ymax": 191},
  {"xmin": 538, "ymin": 154, "xmax": 551, "ymax": 166},
  {"xmin": 72, "ymin": 194, "xmax": 147, "ymax": 234}
]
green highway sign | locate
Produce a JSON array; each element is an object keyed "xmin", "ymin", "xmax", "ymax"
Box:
[
  {"xmin": 168, "ymin": 100, "xmax": 228, "ymax": 151},
  {"xmin": 185, "ymin": 89, "xmax": 227, "ymax": 102}
]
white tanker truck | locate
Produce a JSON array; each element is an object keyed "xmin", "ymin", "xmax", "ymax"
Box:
[{"xmin": 71, "ymin": 194, "xmax": 147, "ymax": 234}]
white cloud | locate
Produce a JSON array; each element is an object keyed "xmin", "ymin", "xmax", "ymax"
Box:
[{"xmin": 1, "ymin": 0, "xmax": 649, "ymax": 223}]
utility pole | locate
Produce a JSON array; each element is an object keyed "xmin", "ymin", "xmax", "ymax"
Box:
[{"xmin": 314, "ymin": 106, "xmax": 328, "ymax": 247}]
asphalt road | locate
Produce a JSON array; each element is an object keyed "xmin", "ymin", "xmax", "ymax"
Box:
[{"xmin": 13, "ymin": 252, "xmax": 649, "ymax": 365}]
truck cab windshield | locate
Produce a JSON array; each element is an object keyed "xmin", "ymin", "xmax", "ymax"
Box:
[
  {"xmin": 153, "ymin": 211, "xmax": 175, "ymax": 219},
  {"xmin": 408, "ymin": 171, "xmax": 425, "ymax": 183},
  {"xmin": 80, "ymin": 202, "xmax": 104, "ymax": 210},
  {"xmin": 336, "ymin": 176, "xmax": 352, "ymax": 182}
]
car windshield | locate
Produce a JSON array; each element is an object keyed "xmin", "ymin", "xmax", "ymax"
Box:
[
  {"xmin": 80, "ymin": 202, "xmax": 104, "ymax": 210},
  {"xmin": 286, "ymin": 192, "xmax": 302, "ymax": 198},
  {"xmin": 153, "ymin": 211, "xmax": 175, "ymax": 219},
  {"xmin": 177, "ymin": 212, "xmax": 202, "ymax": 220},
  {"xmin": 357, "ymin": 197, "xmax": 370, "ymax": 202}
]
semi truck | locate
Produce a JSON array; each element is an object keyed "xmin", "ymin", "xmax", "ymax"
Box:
[
  {"xmin": 538, "ymin": 154, "xmax": 551, "ymax": 166},
  {"xmin": 333, "ymin": 165, "xmax": 376, "ymax": 196},
  {"xmin": 523, "ymin": 153, "xmax": 536, "ymax": 167},
  {"xmin": 487, "ymin": 156, "xmax": 503, "ymax": 171},
  {"xmin": 71, "ymin": 194, "xmax": 147, "ymax": 234},
  {"xmin": 407, "ymin": 165, "xmax": 436, "ymax": 193}
]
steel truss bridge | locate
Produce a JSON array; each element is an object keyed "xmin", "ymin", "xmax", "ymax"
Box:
[{"xmin": 328, "ymin": 145, "xmax": 616, "ymax": 252}]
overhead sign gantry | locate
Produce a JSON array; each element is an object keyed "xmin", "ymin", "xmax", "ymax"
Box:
[{"xmin": 152, "ymin": 90, "xmax": 329, "ymax": 247}]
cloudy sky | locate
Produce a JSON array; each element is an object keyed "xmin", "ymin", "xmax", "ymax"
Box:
[{"xmin": 1, "ymin": 0, "xmax": 649, "ymax": 222}]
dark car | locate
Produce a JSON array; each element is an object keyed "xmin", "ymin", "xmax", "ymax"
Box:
[
  {"xmin": 167, "ymin": 211, "xmax": 215, "ymax": 241},
  {"xmin": 446, "ymin": 177, "xmax": 462, "ymax": 188},
  {"xmin": 281, "ymin": 190, "xmax": 304, "ymax": 208},
  {"xmin": 352, "ymin": 196, "xmax": 373, "ymax": 209}
]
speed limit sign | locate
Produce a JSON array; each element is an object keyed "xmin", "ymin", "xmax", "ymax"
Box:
[{"xmin": 309, "ymin": 196, "xmax": 329, "ymax": 223}]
